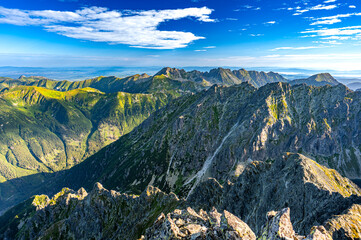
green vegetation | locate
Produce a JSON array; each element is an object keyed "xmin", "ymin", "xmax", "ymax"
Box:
[{"xmin": 0, "ymin": 86, "xmax": 170, "ymax": 186}]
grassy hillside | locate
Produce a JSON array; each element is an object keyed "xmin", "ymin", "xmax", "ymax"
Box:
[{"xmin": 0, "ymin": 86, "xmax": 169, "ymax": 184}]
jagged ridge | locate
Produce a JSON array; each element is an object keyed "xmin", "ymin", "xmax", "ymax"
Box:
[{"xmin": 2, "ymin": 154, "xmax": 361, "ymax": 239}]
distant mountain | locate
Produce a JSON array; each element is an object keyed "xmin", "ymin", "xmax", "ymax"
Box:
[
  {"xmin": 290, "ymin": 73, "xmax": 339, "ymax": 86},
  {"xmin": 1, "ymin": 68, "xmax": 341, "ymax": 94},
  {"xmin": 347, "ymin": 82, "xmax": 361, "ymax": 90},
  {"xmin": 154, "ymin": 67, "xmax": 288, "ymax": 88}
]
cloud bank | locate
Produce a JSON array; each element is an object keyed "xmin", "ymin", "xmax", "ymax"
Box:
[{"xmin": 0, "ymin": 6, "xmax": 215, "ymax": 49}]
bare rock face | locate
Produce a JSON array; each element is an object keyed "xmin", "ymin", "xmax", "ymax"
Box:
[
  {"xmin": 323, "ymin": 204, "xmax": 361, "ymax": 239},
  {"xmin": 144, "ymin": 207, "xmax": 256, "ymax": 240},
  {"xmin": 305, "ymin": 226, "xmax": 332, "ymax": 240},
  {"xmin": 188, "ymin": 153, "xmax": 361, "ymax": 235},
  {"xmin": 1, "ymin": 183, "xmax": 180, "ymax": 240},
  {"xmin": 258, "ymin": 208, "xmax": 296, "ymax": 240}
]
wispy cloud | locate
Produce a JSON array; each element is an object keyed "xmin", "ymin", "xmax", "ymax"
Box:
[
  {"xmin": 204, "ymin": 46, "xmax": 216, "ymax": 48},
  {"xmin": 301, "ymin": 25, "xmax": 361, "ymax": 44},
  {"xmin": 291, "ymin": 4, "xmax": 338, "ymax": 15},
  {"xmin": 349, "ymin": 5, "xmax": 356, "ymax": 9},
  {"xmin": 271, "ymin": 46, "xmax": 320, "ymax": 51},
  {"xmin": 309, "ymin": 12, "xmax": 361, "ymax": 25},
  {"xmin": 0, "ymin": 6, "xmax": 215, "ymax": 49},
  {"xmin": 324, "ymin": 0, "xmax": 337, "ymax": 4},
  {"xmin": 234, "ymin": 5, "xmax": 261, "ymax": 11},
  {"xmin": 264, "ymin": 21, "xmax": 276, "ymax": 25},
  {"xmin": 302, "ymin": 26, "xmax": 361, "ymax": 38}
]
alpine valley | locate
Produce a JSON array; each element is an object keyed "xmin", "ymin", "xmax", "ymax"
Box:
[{"xmin": 1, "ymin": 67, "xmax": 361, "ymax": 239}]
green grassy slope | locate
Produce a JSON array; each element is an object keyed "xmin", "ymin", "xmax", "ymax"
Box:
[{"xmin": 0, "ymin": 86, "xmax": 169, "ymax": 184}]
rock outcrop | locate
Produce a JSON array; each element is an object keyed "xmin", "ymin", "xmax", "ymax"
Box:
[
  {"xmin": 2, "ymin": 172, "xmax": 361, "ymax": 239},
  {"xmin": 1, "ymin": 183, "xmax": 180, "ymax": 240},
  {"xmin": 324, "ymin": 204, "xmax": 361, "ymax": 239},
  {"xmin": 188, "ymin": 153, "xmax": 361, "ymax": 235},
  {"xmin": 144, "ymin": 207, "xmax": 256, "ymax": 240},
  {"xmin": 258, "ymin": 208, "xmax": 297, "ymax": 240}
]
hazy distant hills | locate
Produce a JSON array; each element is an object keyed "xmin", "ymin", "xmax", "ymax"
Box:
[
  {"xmin": 347, "ymin": 81, "xmax": 361, "ymax": 91},
  {"xmin": 1, "ymin": 67, "xmax": 339, "ymax": 94}
]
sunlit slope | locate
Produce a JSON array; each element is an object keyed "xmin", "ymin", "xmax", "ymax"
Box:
[{"xmin": 0, "ymin": 86, "xmax": 169, "ymax": 182}]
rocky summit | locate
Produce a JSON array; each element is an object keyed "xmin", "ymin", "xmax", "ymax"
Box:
[{"xmin": 1, "ymin": 153, "xmax": 361, "ymax": 239}]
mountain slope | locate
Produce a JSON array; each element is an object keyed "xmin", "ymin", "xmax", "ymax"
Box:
[
  {"xmin": 0, "ymin": 86, "xmax": 169, "ymax": 183},
  {"xmin": 29, "ymin": 82, "xmax": 361, "ymax": 205},
  {"xmin": 2, "ymin": 154, "xmax": 361, "ymax": 239},
  {"xmin": 0, "ymin": 71, "xmax": 345, "ymax": 211},
  {"xmin": 188, "ymin": 153, "xmax": 361, "ymax": 235}
]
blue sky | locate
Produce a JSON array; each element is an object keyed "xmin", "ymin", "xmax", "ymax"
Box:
[{"xmin": 0, "ymin": 0, "xmax": 360, "ymax": 70}]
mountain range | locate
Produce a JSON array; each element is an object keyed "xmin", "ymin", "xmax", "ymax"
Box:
[{"xmin": 1, "ymin": 67, "xmax": 358, "ymax": 239}]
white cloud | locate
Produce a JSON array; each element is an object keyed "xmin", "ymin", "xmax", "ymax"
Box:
[
  {"xmin": 195, "ymin": 49, "xmax": 207, "ymax": 51},
  {"xmin": 310, "ymin": 4, "xmax": 338, "ymax": 10},
  {"xmin": 234, "ymin": 6, "xmax": 261, "ymax": 11},
  {"xmin": 311, "ymin": 18, "xmax": 341, "ymax": 25},
  {"xmin": 293, "ymin": 4, "xmax": 338, "ymax": 15},
  {"xmin": 324, "ymin": 0, "xmax": 336, "ymax": 3},
  {"xmin": 350, "ymin": 5, "xmax": 356, "ymax": 9},
  {"xmin": 0, "ymin": 6, "xmax": 215, "ymax": 49},
  {"xmin": 302, "ymin": 26, "xmax": 361, "ymax": 37},
  {"xmin": 309, "ymin": 12, "xmax": 361, "ymax": 25},
  {"xmin": 204, "ymin": 46, "xmax": 216, "ymax": 48},
  {"xmin": 271, "ymin": 46, "xmax": 320, "ymax": 51},
  {"xmin": 265, "ymin": 21, "xmax": 276, "ymax": 24},
  {"xmin": 249, "ymin": 33, "xmax": 264, "ymax": 37},
  {"xmin": 301, "ymin": 26, "xmax": 361, "ymax": 43}
]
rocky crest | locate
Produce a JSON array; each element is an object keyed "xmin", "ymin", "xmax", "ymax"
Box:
[
  {"xmin": 144, "ymin": 207, "xmax": 256, "ymax": 240},
  {"xmin": 153, "ymin": 67, "xmax": 287, "ymax": 88},
  {"xmin": 1, "ymin": 183, "xmax": 180, "ymax": 240},
  {"xmin": 188, "ymin": 153, "xmax": 361, "ymax": 235},
  {"xmin": 2, "ymin": 156, "xmax": 361, "ymax": 240}
]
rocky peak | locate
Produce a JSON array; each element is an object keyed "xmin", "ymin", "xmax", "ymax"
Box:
[
  {"xmin": 140, "ymin": 73, "xmax": 150, "ymax": 78},
  {"xmin": 308, "ymin": 73, "xmax": 337, "ymax": 83},
  {"xmin": 290, "ymin": 73, "xmax": 339, "ymax": 87},
  {"xmin": 154, "ymin": 67, "xmax": 187, "ymax": 80},
  {"xmin": 144, "ymin": 207, "xmax": 256, "ymax": 239},
  {"xmin": 305, "ymin": 226, "xmax": 332, "ymax": 240},
  {"xmin": 259, "ymin": 208, "xmax": 296, "ymax": 240}
]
